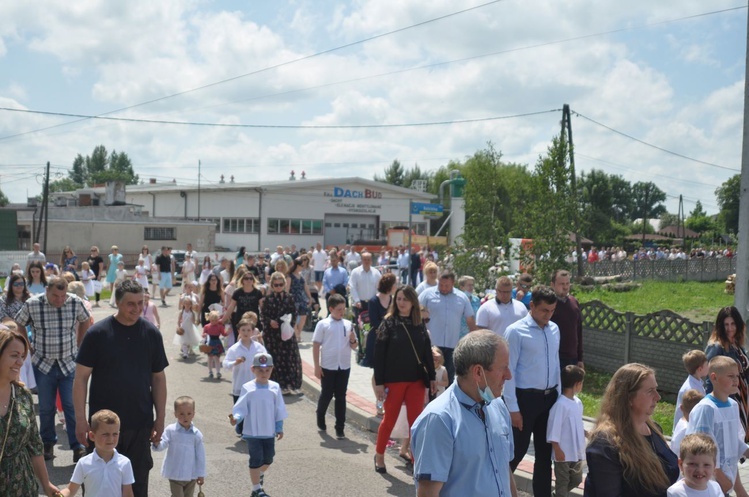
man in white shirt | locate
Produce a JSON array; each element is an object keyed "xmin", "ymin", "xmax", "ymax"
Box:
[
  {"xmin": 312, "ymin": 294, "xmax": 358, "ymax": 439},
  {"xmin": 348, "ymin": 252, "xmax": 382, "ymax": 311},
  {"xmin": 185, "ymin": 243, "xmax": 198, "ymax": 261},
  {"xmin": 344, "ymin": 247, "xmax": 361, "ymax": 272},
  {"xmin": 396, "ymin": 247, "xmax": 410, "ymax": 284},
  {"xmin": 311, "ymin": 242, "xmax": 328, "ymax": 292},
  {"xmin": 26, "ymin": 242, "xmax": 46, "ymax": 273},
  {"xmin": 476, "ymin": 276, "xmax": 528, "ymax": 338}
]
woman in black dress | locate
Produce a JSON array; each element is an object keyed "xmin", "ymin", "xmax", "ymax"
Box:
[
  {"xmin": 198, "ymin": 273, "xmax": 224, "ymax": 326},
  {"xmin": 261, "ymin": 271, "xmax": 301, "ymax": 395},
  {"xmin": 223, "ymin": 272, "xmax": 263, "ymax": 342}
]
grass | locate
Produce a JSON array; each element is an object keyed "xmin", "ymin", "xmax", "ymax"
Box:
[
  {"xmin": 579, "ymin": 367, "xmax": 675, "ymax": 436},
  {"xmin": 574, "ymin": 280, "xmax": 733, "ymax": 323}
]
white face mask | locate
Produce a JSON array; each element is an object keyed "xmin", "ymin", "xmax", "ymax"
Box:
[{"xmin": 477, "ymin": 368, "xmax": 495, "ymax": 404}]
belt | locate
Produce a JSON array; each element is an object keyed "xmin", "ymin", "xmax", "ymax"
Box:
[{"xmin": 518, "ymin": 385, "xmax": 557, "ymax": 395}]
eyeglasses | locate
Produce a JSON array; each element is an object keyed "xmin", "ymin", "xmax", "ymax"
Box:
[
  {"xmin": 12, "ymin": 282, "xmax": 25, "ymax": 287},
  {"xmin": 242, "ymin": 276, "xmax": 254, "ymax": 281},
  {"xmin": 272, "ymin": 283, "xmax": 285, "ymax": 288}
]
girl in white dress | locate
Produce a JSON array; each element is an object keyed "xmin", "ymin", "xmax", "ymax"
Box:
[
  {"xmin": 199, "ymin": 256, "xmax": 213, "ymax": 286},
  {"xmin": 79, "ymin": 261, "xmax": 95, "ymax": 298},
  {"xmin": 134, "ymin": 258, "xmax": 149, "ymax": 289},
  {"xmin": 175, "ymin": 296, "xmax": 200, "ymax": 358}
]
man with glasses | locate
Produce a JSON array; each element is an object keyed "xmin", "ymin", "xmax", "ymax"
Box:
[
  {"xmin": 14, "ymin": 275, "xmax": 91, "ymax": 462},
  {"xmin": 476, "ymin": 276, "xmax": 528, "ymax": 339},
  {"xmin": 512, "ymin": 273, "xmax": 533, "ymax": 309}
]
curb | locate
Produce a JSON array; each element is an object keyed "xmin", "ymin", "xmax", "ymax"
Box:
[{"xmin": 298, "ymin": 358, "xmax": 583, "ymax": 495}]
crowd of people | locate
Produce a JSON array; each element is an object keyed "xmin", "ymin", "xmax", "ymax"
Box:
[{"xmin": 0, "ymin": 240, "xmax": 745, "ymax": 497}]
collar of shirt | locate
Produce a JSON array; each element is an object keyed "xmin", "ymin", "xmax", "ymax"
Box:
[
  {"xmin": 176, "ymin": 423, "xmax": 198, "ymax": 434},
  {"xmin": 91, "ymin": 448, "xmax": 121, "ymax": 464}
]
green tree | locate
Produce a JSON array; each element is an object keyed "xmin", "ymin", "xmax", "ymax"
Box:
[
  {"xmin": 609, "ymin": 174, "xmax": 634, "ymax": 222},
  {"xmin": 374, "ymin": 160, "xmax": 405, "ymax": 187},
  {"xmin": 0, "ymin": 188, "xmax": 8, "ymax": 207},
  {"xmin": 91, "ymin": 150, "xmax": 138, "ymax": 184},
  {"xmin": 85, "ymin": 145, "xmax": 109, "ymax": 181},
  {"xmin": 70, "ymin": 154, "xmax": 88, "ymax": 185},
  {"xmin": 578, "ymin": 169, "xmax": 613, "ymax": 243},
  {"xmin": 49, "ymin": 178, "xmax": 83, "ymax": 193},
  {"xmin": 519, "ymin": 133, "xmax": 576, "ymax": 281},
  {"xmin": 715, "ymin": 174, "xmax": 740, "ymax": 233},
  {"xmin": 460, "ymin": 144, "xmax": 506, "ymax": 250},
  {"xmin": 686, "ymin": 201, "xmax": 715, "ymax": 234},
  {"xmin": 658, "ymin": 212, "xmax": 680, "ymax": 230}
]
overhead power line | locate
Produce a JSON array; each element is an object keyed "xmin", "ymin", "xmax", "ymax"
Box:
[
  {"xmin": 0, "ymin": 107, "xmax": 561, "ymax": 129},
  {"xmin": 572, "ymin": 111, "xmax": 740, "ymax": 172}
]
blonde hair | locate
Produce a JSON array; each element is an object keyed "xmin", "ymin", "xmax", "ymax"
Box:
[
  {"xmin": 174, "ymin": 396, "xmax": 195, "ymax": 410},
  {"xmin": 205, "ymin": 310, "xmax": 221, "ymax": 322},
  {"xmin": 590, "ymin": 363, "xmax": 670, "ymax": 494},
  {"xmin": 682, "ymin": 350, "xmax": 707, "ymax": 375},
  {"xmin": 68, "ymin": 281, "xmax": 86, "ymax": 299},
  {"xmin": 239, "ymin": 312, "xmax": 258, "ymax": 328},
  {"xmin": 90, "ymin": 409, "xmax": 120, "ymax": 432},
  {"xmin": 679, "ymin": 433, "xmax": 717, "ymax": 463},
  {"xmin": 680, "ymin": 389, "xmax": 704, "ymax": 417},
  {"xmin": 423, "ymin": 261, "xmax": 439, "ymax": 275},
  {"xmin": 709, "ymin": 355, "xmax": 738, "ymax": 376},
  {"xmin": 432, "ymin": 346, "xmax": 444, "ymax": 367}
]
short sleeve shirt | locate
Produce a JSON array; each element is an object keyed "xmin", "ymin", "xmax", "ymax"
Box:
[
  {"xmin": 71, "ymin": 449, "xmax": 135, "ymax": 496},
  {"xmin": 76, "ymin": 316, "xmax": 169, "ymax": 430}
]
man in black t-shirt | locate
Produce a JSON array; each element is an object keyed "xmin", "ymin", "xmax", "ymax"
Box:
[
  {"xmin": 73, "ymin": 280, "xmax": 169, "ymax": 497},
  {"xmin": 154, "ymin": 246, "xmax": 173, "ymax": 306},
  {"xmin": 86, "ymin": 245, "xmax": 105, "ymax": 307}
]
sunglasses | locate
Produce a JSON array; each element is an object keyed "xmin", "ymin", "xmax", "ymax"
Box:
[
  {"xmin": 272, "ymin": 283, "xmax": 285, "ymax": 288},
  {"xmin": 12, "ymin": 282, "xmax": 25, "ymax": 287},
  {"xmin": 242, "ymin": 276, "xmax": 254, "ymax": 281}
]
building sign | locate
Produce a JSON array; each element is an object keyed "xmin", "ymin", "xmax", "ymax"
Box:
[
  {"xmin": 328, "ymin": 198, "xmax": 381, "ymax": 213},
  {"xmin": 324, "ymin": 187, "xmax": 383, "ymax": 199},
  {"xmin": 411, "ymin": 202, "xmax": 444, "ymax": 218}
]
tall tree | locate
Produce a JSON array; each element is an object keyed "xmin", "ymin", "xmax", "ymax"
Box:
[
  {"xmin": 658, "ymin": 212, "xmax": 680, "ymax": 230},
  {"xmin": 0, "ymin": 188, "xmax": 8, "ymax": 207},
  {"xmin": 631, "ymin": 181, "xmax": 666, "ymax": 245},
  {"xmin": 609, "ymin": 174, "xmax": 634, "ymax": 223},
  {"xmin": 86, "ymin": 145, "xmax": 109, "ymax": 180},
  {"xmin": 70, "ymin": 154, "xmax": 88, "ymax": 185},
  {"xmin": 715, "ymin": 174, "xmax": 740, "ymax": 233},
  {"xmin": 402, "ymin": 164, "xmax": 430, "ymax": 190},
  {"xmin": 374, "ymin": 160, "xmax": 405, "ymax": 187},
  {"xmin": 578, "ymin": 169, "xmax": 613, "ymax": 243},
  {"xmin": 91, "ymin": 150, "xmax": 139, "ymax": 184}
]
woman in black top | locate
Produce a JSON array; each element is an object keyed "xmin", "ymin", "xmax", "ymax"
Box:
[
  {"xmin": 261, "ymin": 271, "xmax": 301, "ymax": 395},
  {"xmin": 585, "ymin": 363, "xmax": 678, "ymax": 497},
  {"xmin": 86, "ymin": 246, "xmax": 105, "ymax": 306},
  {"xmin": 198, "ymin": 273, "xmax": 223, "ymax": 327},
  {"xmin": 373, "ymin": 285, "xmax": 435, "ymax": 473},
  {"xmin": 223, "ymin": 272, "xmax": 263, "ymax": 341}
]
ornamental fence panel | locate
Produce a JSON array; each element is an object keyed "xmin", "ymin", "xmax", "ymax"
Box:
[{"xmin": 581, "ymin": 258, "xmax": 735, "ymax": 282}]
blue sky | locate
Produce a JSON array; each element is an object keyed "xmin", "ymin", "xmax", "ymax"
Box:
[{"xmin": 0, "ymin": 1, "xmax": 745, "ymax": 216}]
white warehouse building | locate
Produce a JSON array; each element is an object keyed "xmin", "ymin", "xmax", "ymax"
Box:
[{"xmin": 115, "ymin": 176, "xmax": 435, "ymax": 251}]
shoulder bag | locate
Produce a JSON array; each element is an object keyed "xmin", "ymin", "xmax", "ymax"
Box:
[{"xmin": 401, "ymin": 323, "xmax": 431, "ymax": 387}]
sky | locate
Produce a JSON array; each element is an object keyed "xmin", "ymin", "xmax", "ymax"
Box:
[{"xmin": 0, "ymin": 0, "xmax": 746, "ymax": 215}]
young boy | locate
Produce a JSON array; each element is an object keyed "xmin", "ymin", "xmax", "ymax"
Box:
[
  {"xmin": 152, "ymin": 396, "xmax": 206, "ymax": 497},
  {"xmin": 670, "ymin": 389, "xmax": 704, "ymax": 456},
  {"xmin": 674, "ymin": 350, "xmax": 708, "ymax": 430},
  {"xmin": 312, "ymin": 293, "xmax": 358, "ymax": 439},
  {"xmin": 546, "ymin": 365, "xmax": 586, "ymax": 497},
  {"xmin": 59, "ymin": 409, "xmax": 134, "ymax": 497},
  {"xmin": 231, "ymin": 352, "xmax": 288, "ymax": 497},
  {"xmin": 667, "ymin": 433, "xmax": 722, "ymax": 496},
  {"xmin": 687, "ymin": 356, "xmax": 749, "ymax": 495},
  {"xmin": 224, "ymin": 315, "xmax": 267, "ymax": 434}
]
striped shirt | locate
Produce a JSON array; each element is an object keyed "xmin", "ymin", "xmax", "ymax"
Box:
[{"xmin": 14, "ymin": 293, "xmax": 90, "ymax": 375}]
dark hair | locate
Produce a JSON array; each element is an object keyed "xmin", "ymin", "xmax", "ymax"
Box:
[
  {"xmin": 26, "ymin": 260, "xmax": 47, "ymax": 286},
  {"xmin": 115, "ymin": 279, "xmax": 144, "ymax": 302},
  {"xmin": 0, "ymin": 327, "xmax": 29, "ymax": 387},
  {"xmin": 439, "ymin": 270, "xmax": 456, "ymax": 281},
  {"xmin": 46, "ymin": 275, "xmax": 68, "ymax": 291},
  {"xmin": 561, "ymin": 365, "xmax": 586, "ymax": 389},
  {"xmin": 377, "ymin": 273, "xmax": 397, "ymax": 294},
  {"xmin": 237, "ymin": 246, "xmax": 246, "ymax": 258},
  {"xmin": 6, "ymin": 273, "xmax": 30, "ymax": 305},
  {"xmin": 385, "ymin": 285, "xmax": 422, "ymax": 325},
  {"xmin": 201, "ymin": 273, "xmax": 224, "ymax": 300},
  {"xmin": 710, "ymin": 306, "xmax": 746, "ymax": 349},
  {"xmin": 530, "ymin": 285, "xmax": 557, "ymax": 306},
  {"xmin": 550, "ymin": 269, "xmax": 571, "ymax": 284},
  {"xmin": 327, "ymin": 293, "xmax": 346, "ymax": 308}
]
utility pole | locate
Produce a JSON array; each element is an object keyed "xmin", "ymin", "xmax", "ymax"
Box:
[
  {"xmin": 40, "ymin": 161, "xmax": 50, "ymax": 253},
  {"xmin": 563, "ymin": 104, "xmax": 583, "ymax": 278},
  {"xmin": 198, "ymin": 160, "xmax": 201, "ymax": 219},
  {"xmin": 735, "ymin": 0, "xmax": 749, "ymax": 320},
  {"xmin": 641, "ymin": 184, "xmax": 650, "ymax": 249}
]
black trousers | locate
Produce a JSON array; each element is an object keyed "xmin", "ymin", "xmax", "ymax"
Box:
[
  {"xmin": 317, "ymin": 367, "xmax": 351, "ymax": 430},
  {"xmin": 510, "ymin": 388, "xmax": 558, "ymax": 497}
]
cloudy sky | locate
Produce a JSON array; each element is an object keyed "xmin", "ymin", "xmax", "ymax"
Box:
[{"xmin": 0, "ymin": 1, "xmax": 745, "ymax": 214}]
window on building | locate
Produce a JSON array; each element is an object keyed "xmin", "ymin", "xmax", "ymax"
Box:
[
  {"xmin": 187, "ymin": 217, "xmax": 221, "ymax": 231},
  {"xmin": 268, "ymin": 218, "xmax": 324, "ymax": 235},
  {"xmin": 222, "ymin": 218, "xmax": 259, "ymax": 234},
  {"xmin": 144, "ymin": 227, "xmax": 176, "ymax": 240}
]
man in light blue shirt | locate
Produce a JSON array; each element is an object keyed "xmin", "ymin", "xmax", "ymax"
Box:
[
  {"xmin": 418, "ymin": 270, "xmax": 476, "ymax": 383},
  {"xmin": 322, "ymin": 250, "xmax": 349, "ymax": 305},
  {"xmin": 411, "ymin": 330, "xmax": 516, "ymax": 497},
  {"xmin": 504, "ymin": 285, "xmax": 560, "ymax": 497}
]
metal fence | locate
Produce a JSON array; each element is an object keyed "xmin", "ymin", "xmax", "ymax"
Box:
[{"xmin": 581, "ymin": 257, "xmax": 736, "ymax": 282}]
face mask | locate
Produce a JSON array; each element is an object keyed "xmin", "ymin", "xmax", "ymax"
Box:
[{"xmin": 477, "ymin": 368, "xmax": 495, "ymax": 404}]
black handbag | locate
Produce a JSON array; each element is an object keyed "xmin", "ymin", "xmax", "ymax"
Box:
[{"xmin": 402, "ymin": 323, "xmax": 430, "ymax": 387}]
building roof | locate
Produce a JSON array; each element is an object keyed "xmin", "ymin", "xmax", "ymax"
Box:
[
  {"xmin": 53, "ymin": 177, "xmax": 435, "ymax": 200},
  {"xmin": 658, "ymin": 225, "xmax": 700, "ymax": 238}
]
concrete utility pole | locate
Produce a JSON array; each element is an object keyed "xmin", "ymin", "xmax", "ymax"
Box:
[{"xmin": 735, "ymin": 3, "xmax": 749, "ymax": 320}]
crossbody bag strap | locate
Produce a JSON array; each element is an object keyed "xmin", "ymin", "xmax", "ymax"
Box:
[{"xmin": 401, "ymin": 322, "xmax": 423, "ymax": 366}]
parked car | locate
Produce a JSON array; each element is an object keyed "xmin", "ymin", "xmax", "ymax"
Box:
[{"xmin": 171, "ymin": 250, "xmax": 186, "ymax": 284}]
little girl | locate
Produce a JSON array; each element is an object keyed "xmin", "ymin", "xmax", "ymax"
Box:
[
  {"xmin": 176, "ymin": 296, "xmax": 200, "ymax": 359},
  {"xmin": 432, "ymin": 346, "xmax": 448, "ymax": 397},
  {"xmin": 202, "ymin": 310, "xmax": 227, "ymax": 379},
  {"xmin": 109, "ymin": 261, "xmax": 128, "ymax": 307},
  {"xmin": 134, "ymin": 258, "xmax": 149, "ymax": 289},
  {"xmin": 79, "ymin": 261, "xmax": 95, "ymax": 298},
  {"xmin": 199, "ymin": 256, "xmax": 213, "ymax": 286},
  {"xmin": 142, "ymin": 292, "xmax": 161, "ymax": 328}
]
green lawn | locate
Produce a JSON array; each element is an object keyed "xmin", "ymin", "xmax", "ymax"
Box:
[
  {"xmin": 574, "ymin": 280, "xmax": 734, "ymax": 323},
  {"xmin": 579, "ymin": 367, "xmax": 675, "ymax": 436}
]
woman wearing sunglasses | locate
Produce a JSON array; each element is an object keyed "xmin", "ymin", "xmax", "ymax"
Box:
[{"xmin": 261, "ymin": 271, "xmax": 302, "ymax": 395}]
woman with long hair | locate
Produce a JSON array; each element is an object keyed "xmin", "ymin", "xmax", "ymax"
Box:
[
  {"xmin": 60, "ymin": 247, "xmax": 78, "ymax": 277},
  {"xmin": 198, "ymin": 273, "xmax": 224, "ymax": 327},
  {"xmin": 362, "ymin": 272, "xmax": 397, "ymax": 415},
  {"xmin": 0, "ymin": 273, "xmax": 31, "ymax": 322},
  {"xmin": 585, "ymin": 363, "xmax": 678, "ymax": 496},
  {"xmin": 105, "ymin": 245, "xmax": 122, "ymax": 296},
  {"xmin": 287, "ymin": 258, "xmax": 311, "ymax": 341},
  {"xmin": 223, "ymin": 268, "xmax": 263, "ymax": 343},
  {"xmin": 261, "ymin": 271, "xmax": 301, "ymax": 395},
  {"xmin": 26, "ymin": 261, "xmax": 47, "ymax": 296},
  {"xmin": 705, "ymin": 305, "xmax": 749, "ymax": 440},
  {"xmin": 0, "ymin": 326, "xmax": 60, "ymax": 496},
  {"xmin": 373, "ymin": 285, "xmax": 436, "ymax": 473}
]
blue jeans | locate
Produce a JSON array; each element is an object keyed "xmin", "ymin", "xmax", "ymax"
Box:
[{"xmin": 34, "ymin": 363, "xmax": 82, "ymax": 449}]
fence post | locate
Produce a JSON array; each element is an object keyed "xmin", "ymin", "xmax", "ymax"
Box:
[
  {"xmin": 633, "ymin": 259, "xmax": 637, "ymax": 280},
  {"xmin": 624, "ymin": 312, "xmax": 633, "ymax": 364},
  {"xmin": 703, "ymin": 321, "xmax": 712, "ymax": 347}
]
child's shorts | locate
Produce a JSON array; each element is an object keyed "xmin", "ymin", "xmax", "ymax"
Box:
[{"xmin": 245, "ymin": 436, "xmax": 275, "ymax": 469}]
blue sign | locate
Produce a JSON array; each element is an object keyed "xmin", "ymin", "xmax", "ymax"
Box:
[{"xmin": 411, "ymin": 202, "xmax": 444, "ymax": 217}]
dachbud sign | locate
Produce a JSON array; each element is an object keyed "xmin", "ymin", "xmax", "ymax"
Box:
[{"xmin": 324, "ymin": 187, "xmax": 383, "ymax": 199}]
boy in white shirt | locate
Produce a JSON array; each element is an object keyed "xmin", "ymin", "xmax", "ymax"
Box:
[
  {"xmin": 670, "ymin": 389, "xmax": 704, "ymax": 456},
  {"xmin": 59, "ymin": 409, "xmax": 135, "ymax": 497},
  {"xmin": 230, "ymin": 352, "xmax": 288, "ymax": 497},
  {"xmin": 312, "ymin": 294, "xmax": 358, "ymax": 440},
  {"xmin": 152, "ymin": 396, "xmax": 206, "ymax": 497},
  {"xmin": 674, "ymin": 350, "xmax": 708, "ymax": 430},
  {"xmin": 687, "ymin": 356, "xmax": 749, "ymax": 495},
  {"xmin": 546, "ymin": 365, "xmax": 586, "ymax": 497},
  {"xmin": 667, "ymin": 433, "xmax": 723, "ymax": 496}
]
